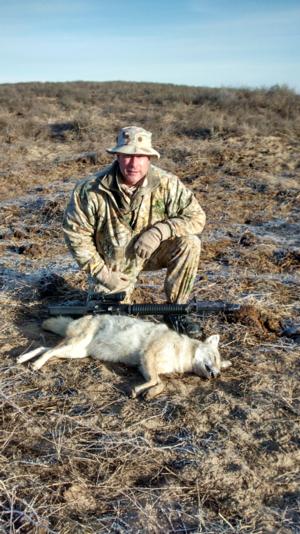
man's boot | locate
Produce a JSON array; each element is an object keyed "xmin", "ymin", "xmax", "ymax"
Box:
[{"xmin": 164, "ymin": 314, "xmax": 201, "ymax": 336}]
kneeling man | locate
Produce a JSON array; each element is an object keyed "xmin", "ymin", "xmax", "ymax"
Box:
[{"xmin": 63, "ymin": 126, "xmax": 206, "ymax": 335}]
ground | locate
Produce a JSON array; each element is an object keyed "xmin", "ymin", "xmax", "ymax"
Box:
[{"xmin": 0, "ymin": 82, "xmax": 299, "ymax": 533}]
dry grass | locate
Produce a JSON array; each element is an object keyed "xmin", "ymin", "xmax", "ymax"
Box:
[{"xmin": 0, "ymin": 81, "xmax": 299, "ymax": 533}]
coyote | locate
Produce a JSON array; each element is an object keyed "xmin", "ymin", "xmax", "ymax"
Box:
[{"xmin": 17, "ymin": 314, "xmax": 232, "ymax": 399}]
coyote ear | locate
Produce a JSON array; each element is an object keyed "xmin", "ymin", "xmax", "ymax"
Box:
[
  {"xmin": 205, "ymin": 334, "xmax": 220, "ymax": 348},
  {"xmin": 221, "ymin": 360, "xmax": 232, "ymax": 369}
]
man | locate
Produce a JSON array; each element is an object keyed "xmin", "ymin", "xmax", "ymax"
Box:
[{"xmin": 63, "ymin": 126, "xmax": 206, "ymax": 335}]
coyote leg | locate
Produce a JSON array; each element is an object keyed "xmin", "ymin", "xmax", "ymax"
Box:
[
  {"xmin": 31, "ymin": 346, "xmax": 69, "ymax": 370},
  {"xmin": 17, "ymin": 346, "xmax": 49, "ymax": 364},
  {"xmin": 132, "ymin": 346, "xmax": 162, "ymax": 398},
  {"xmin": 31, "ymin": 340, "xmax": 88, "ymax": 370}
]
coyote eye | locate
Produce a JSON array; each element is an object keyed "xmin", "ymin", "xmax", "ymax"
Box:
[{"xmin": 205, "ymin": 364, "xmax": 212, "ymax": 373}]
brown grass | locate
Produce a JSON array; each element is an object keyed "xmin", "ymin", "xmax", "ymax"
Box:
[{"xmin": 0, "ymin": 81, "xmax": 299, "ymax": 533}]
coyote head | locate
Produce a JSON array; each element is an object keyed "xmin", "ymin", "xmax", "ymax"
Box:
[{"xmin": 193, "ymin": 335, "xmax": 231, "ymax": 379}]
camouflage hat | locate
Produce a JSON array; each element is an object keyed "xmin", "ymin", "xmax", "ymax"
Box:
[{"xmin": 106, "ymin": 126, "xmax": 160, "ymax": 158}]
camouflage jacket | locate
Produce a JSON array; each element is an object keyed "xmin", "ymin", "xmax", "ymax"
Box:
[{"xmin": 63, "ymin": 161, "xmax": 206, "ymax": 277}]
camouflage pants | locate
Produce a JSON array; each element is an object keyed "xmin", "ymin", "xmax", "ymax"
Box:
[{"xmin": 91, "ymin": 235, "xmax": 201, "ymax": 304}]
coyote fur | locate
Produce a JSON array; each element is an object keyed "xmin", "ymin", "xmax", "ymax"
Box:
[{"xmin": 17, "ymin": 314, "xmax": 232, "ymax": 399}]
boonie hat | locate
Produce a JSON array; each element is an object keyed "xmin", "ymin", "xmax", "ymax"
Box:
[{"xmin": 107, "ymin": 126, "xmax": 160, "ymax": 158}]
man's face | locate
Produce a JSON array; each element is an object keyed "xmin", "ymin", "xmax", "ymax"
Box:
[{"xmin": 117, "ymin": 154, "xmax": 151, "ymax": 186}]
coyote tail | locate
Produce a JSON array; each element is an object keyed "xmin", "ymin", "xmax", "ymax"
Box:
[{"xmin": 42, "ymin": 316, "xmax": 74, "ymax": 337}]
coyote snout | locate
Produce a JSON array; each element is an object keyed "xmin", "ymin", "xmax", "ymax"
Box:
[{"xmin": 17, "ymin": 314, "xmax": 232, "ymax": 399}]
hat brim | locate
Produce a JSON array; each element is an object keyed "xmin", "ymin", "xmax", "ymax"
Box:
[{"xmin": 106, "ymin": 144, "xmax": 160, "ymax": 158}]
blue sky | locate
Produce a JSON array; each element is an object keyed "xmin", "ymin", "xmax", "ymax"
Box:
[{"xmin": 1, "ymin": 0, "xmax": 299, "ymax": 91}]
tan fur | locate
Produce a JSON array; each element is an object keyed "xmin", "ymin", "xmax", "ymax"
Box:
[{"xmin": 17, "ymin": 314, "xmax": 231, "ymax": 399}]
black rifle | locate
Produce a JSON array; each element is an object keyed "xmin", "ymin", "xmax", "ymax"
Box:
[{"xmin": 48, "ymin": 292, "xmax": 240, "ymax": 317}]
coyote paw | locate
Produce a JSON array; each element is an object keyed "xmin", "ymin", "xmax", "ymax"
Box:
[
  {"xmin": 144, "ymin": 383, "xmax": 165, "ymax": 400},
  {"xmin": 131, "ymin": 388, "xmax": 137, "ymax": 399},
  {"xmin": 31, "ymin": 361, "xmax": 43, "ymax": 371}
]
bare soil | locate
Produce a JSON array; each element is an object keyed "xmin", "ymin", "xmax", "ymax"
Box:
[{"xmin": 0, "ymin": 82, "xmax": 299, "ymax": 533}]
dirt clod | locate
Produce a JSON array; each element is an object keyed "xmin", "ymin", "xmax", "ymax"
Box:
[
  {"xmin": 227, "ymin": 305, "xmax": 266, "ymax": 332},
  {"xmin": 17, "ymin": 243, "xmax": 44, "ymax": 257},
  {"xmin": 239, "ymin": 230, "xmax": 257, "ymax": 247}
]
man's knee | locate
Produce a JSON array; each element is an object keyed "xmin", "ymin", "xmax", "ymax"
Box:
[
  {"xmin": 175, "ymin": 235, "xmax": 201, "ymax": 255},
  {"xmin": 143, "ymin": 234, "xmax": 201, "ymax": 271}
]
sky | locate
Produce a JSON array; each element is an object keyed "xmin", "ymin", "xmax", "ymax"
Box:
[{"xmin": 0, "ymin": 0, "xmax": 299, "ymax": 91}]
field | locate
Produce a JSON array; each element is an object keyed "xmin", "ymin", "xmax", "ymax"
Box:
[{"xmin": 0, "ymin": 82, "xmax": 299, "ymax": 533}]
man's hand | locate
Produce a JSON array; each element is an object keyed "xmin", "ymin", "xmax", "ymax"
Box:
[
  {"xmin": 96, "ymin": 265, "xmax": 130, "ymax": 292},
  {"xmin": 134, "ymin": 222, "xmax": 171, "ymax": 260}
]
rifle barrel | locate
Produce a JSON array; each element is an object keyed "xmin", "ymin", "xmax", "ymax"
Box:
[{"xmin": 190, "ymin": 300, "xmax": 240, "ymax": 313}]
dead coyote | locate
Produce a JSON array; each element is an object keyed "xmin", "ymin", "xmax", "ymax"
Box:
[{"xmin": 17, "ymin": 314, "xmax": 232, "ymax": 399}]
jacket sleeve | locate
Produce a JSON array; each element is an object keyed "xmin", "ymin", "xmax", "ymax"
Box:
[
  {"xmin": 63, "ymin": 180, "xmax": 105, "ymax": 277},
  {"xmin": 163, "ymin": 176, "xmax": 206, "ymax": 237}
]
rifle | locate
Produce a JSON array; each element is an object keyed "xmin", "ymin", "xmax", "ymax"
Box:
[{"xmin": 48, "ymin": 292, "xmax": 241, "ymax": 317}]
